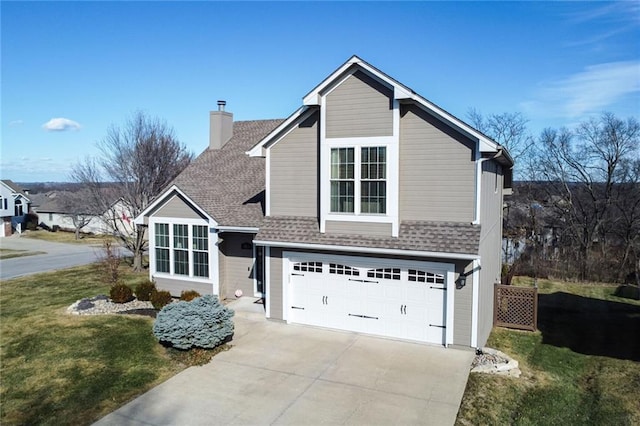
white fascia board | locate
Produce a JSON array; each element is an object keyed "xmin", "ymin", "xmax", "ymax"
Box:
[
  {"xmin": 246, "ymin": 106, "xmax": 309, "ymax": 157},
  {"xmin": 133, "ymin": 185, "xmax": 217, "ymax": 226},
  {"xmin": 253, "ymin": 240, "xmax": 480, "ymax": 261},
  {"xmin": 215, "ymin": 226, "xmax": 259, "ymax": 233}
]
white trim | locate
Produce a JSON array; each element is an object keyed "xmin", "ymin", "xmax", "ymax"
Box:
[
  {"xmin": 265, "ymin": 147, "xmax": 271, "ymax": 216},
  {"xmin": 473, "ymin": 145, "xmax": 488, "ymax": 225},
  {"xmin": 471, "ymin": 259, "xmax": 480, "ymax": 348},
  {"xmin": 148, "ymin": 217, "xmax": 219, "ymax": 295},
  {"xmin": 319, "ymin": 95, "xmax": 328, "ymax": 233},
  {"xmin": 134, "ymin": 185, "xmax": 218, "ymax": 226},
  {"xmin": 321, "ymin": 137, "xmax": 399, "ymax": 233},
  {"xmin": 446, "ymin": 269, "xmax": 456, "ymax": 346},
  {"xmin": 265, "ymin": 246, "xmax": 271, "ymax": 318},
  {"xmin": 216, "ymin": 226, "xmax": 259, "ymax": 233},
  {"xmin": 282, "ymin": 253, "xmax": 289, "ymax": 321},
  {"xmin": 255, "ymin": 240, "xmax": 479, "ymax": 261}
]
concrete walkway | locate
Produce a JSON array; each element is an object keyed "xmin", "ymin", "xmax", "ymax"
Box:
[
  {"xmin": 95, "ymin": 298, "xmax": 474, "ymax": 426},
  {"xmin": 0, "ymin": 235, "xmax": 116, "ymax": 280}
]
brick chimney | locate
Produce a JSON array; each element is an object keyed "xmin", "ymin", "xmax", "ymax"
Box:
[{"xmin": 209, "ymin": 100, "xmax": 233, "ymax": 150}]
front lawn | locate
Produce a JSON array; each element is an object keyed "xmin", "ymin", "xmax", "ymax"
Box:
[
  {"xmin": 0, "ymin": 248, "xmax": 45, "ymax": 259},
  {"xmin": 22, "ymin": 229, "xmax": 114, "ymax": 245},
  {"xmin": 456, "ymin": 278, "xmax": 640, "ymax": 425},
  {"xmin": 0, "ymin": 265, "xmax": 185, "ymax": 425}
]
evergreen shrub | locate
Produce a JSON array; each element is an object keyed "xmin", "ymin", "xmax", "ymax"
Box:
[
  {"xmin": 151, "ymin": 290, "xmax": 172, "ymax": 310},
  {"xmin": 152, "ymin": 295, "xmax": 234, "ymax": 350},
  {"xmin": 110, "ymin": 283, "xmax": 134, "ymax": 303},
  {"xmin": 136, "ymin": 281, "xmax": 157, "ymax": 301},
  {"xmin": 180, "ymin": 290, "xmax": 201, "ymax": 301}
]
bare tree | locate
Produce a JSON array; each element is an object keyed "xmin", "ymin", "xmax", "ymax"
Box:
[
  {"xmin": 536, "ymin": 113, "xmax": 640, "ymax": 280},
  {"xmin": 57, "ymin": 190, "xmax": 97, "ymax": 240},
  {"xmin": 467, "ymin": 108, "xmax": 535, "ymax": 164},
  {"xmin": 72, "ymin": 111, "xmax": 193, "ymax": 271}
]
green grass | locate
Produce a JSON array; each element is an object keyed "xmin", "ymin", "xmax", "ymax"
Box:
[
  {"xmin": 456, "ymin": 277, "xmax": 640, "ymax": 426},
  {"xmin": 0, "ymin": 265, "xmax": 184, "ymax": 425},
  {"xmin": 0, "ymin": 248, "xmax": 45, "ymax": 259},
  {"xmin": 22, "ymin": 229, "xmax": 115, "ymax": 245}
]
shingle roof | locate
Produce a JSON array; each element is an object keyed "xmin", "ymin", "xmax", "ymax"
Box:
[
  {"xmin": 1, "ymin": 180, "xmax": 30, "ymax": 200},
  {"xmin": 172, "ymin": 119, "xmax": 284, "ymax": 227},
  {"xmin": 255, "ymin": 216, "xmax": 481, "ymax": 255}
]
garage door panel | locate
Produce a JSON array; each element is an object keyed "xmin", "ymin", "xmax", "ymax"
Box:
[{"xmin": 287, "ymin": 254, "xmax": 449, "ymax": 345}]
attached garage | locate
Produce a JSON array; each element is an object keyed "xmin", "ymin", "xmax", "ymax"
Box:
[{"xmin": 282, "ymin": 251, "xmax": 455, "ymax": 346}]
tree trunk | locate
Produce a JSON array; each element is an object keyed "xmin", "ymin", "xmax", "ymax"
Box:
[{"xmin": 132, "ymin": 250, "xmax": 143, "ymax": 272}]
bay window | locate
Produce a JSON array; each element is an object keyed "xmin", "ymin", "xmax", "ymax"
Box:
[{"xmin": 153, "ymin": 222, "xmax": 209, "ymax": 278}]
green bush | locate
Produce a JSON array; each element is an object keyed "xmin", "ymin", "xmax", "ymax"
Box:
[
  {"xmin": 180, "ymin": 290, "xmax": 201, "ymax": 301},
  {"xmin": 151, "ymin": 290, "xmax": 173, "ymax": 310},
  {"xmin": 153, "ymin": 295, "xmax": 234, "ymax": 350},
  {"xmin": 135, "ymin": 281, "xmax": 157, "ymax": 301},
  {"xmin": 110, "ymin": 283, "xmax": 134, "ymax": 303}
]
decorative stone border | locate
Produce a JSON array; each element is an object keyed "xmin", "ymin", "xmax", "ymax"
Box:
[
  {"xmin": 67, "ymin": 295, "xmax": 154, "ymax": 315},
  {"xmin": 471, "ymin": 347, "xmax": 521, "ymax": 378}
]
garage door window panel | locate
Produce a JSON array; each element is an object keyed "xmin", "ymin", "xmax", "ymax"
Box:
[
  {"xmin": 329, "ymin": 263, "xmax": 359, "ymax": 276},
  {"xmin": 293, "ymin": 261, "xmax": 323, "ymax": 273},
  {"xmin": 367, "ymin": 267, "xmax": 400, "ymax": 280}
]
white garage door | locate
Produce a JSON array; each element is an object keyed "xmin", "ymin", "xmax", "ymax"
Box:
[{"xmin": 285, "ymin": 252, "xmax": 453, "ymax": 345}]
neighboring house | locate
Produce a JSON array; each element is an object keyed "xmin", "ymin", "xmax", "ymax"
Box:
[
  {"xmin": 35, "ymin": 191, "xmax": 135, "ymax": 236},
  {"xmin": 135, "ymin": 56, "xmax": 513, "ymax": 349},
  {"xmin": 0, "ymin": 180, "xmax": 31, "ymax": 237}
]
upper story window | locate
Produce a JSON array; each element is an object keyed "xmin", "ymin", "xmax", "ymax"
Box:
[
  {"xmin": 14, "ymin": 199, "xmax": 23, "ymax": 217},
  {"xmin": 330, "ymin": 146, "xmax": 386, "ymax": 214}
]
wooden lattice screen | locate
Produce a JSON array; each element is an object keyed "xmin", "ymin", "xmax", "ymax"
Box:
[{"xmin": 494, "ymin": 284, "xmax": 538, "ymax": 331}]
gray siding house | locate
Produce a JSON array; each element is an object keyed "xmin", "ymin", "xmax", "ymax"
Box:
[{"xmin": 135, "ymin": 56, "xmax": 513, "ymax": 349}]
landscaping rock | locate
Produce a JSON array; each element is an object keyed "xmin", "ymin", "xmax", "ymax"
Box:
[
  {"xmin": 471, "ymin": 347, "xmax": 521, "ymax": 378},
  {"xmin": 67, "ymin": 297, "xmax": 154, "ymax": 315}
]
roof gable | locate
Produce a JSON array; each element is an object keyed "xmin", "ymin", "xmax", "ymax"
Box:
[{"xmin": 248, "ymin": 55, "xmax": 513, "ymax": 166}]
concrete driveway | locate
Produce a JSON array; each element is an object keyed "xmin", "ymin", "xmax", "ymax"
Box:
[{"xmin": 95, "ymin": 298, "xmax": 474, "ymax": 426}]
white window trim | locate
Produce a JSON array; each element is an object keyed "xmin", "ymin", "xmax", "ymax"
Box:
[
  {"xmin": 149, "ymin": 217, "xmax": 219, "ymax": 295},
  {"xmin": 320, "ymin": 97, "xmax": 400, "ymax": 237}
]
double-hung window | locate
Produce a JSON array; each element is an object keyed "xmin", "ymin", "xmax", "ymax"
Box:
[
  {"xmin": 330, "ymin": 146, "xmax": 386, "ymax": 214},
  {"xmin": 154, "ymin": 223, "xmax": 209, "ymax": 278},
  {"xmin": 155, "ymin": 223, "xmax": 170, "ymax": 273}
]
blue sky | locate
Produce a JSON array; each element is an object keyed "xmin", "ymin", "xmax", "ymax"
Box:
[{"xmin": 2, "ymin": 1, "xmax": 639, "ymax": 182}]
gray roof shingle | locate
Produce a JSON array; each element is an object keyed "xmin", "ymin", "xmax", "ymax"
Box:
[
  {"xmin": 172, "ymin": 119, "xmax": 284, "ymax": 227},
  {"xmin": 255, "ymin": 216, "xmax": 481, "ymax": 255}
]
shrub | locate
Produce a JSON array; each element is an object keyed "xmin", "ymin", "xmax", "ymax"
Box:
[
  {"xmin": 180, "ymin": 290, "xmax": 201, "ymax": 301},
  {"xmin": 136, "ymin": 281, "xmax": 157, "ymax": 301},
  {"xmin": 153, "ymin": 295, "xmax": 234, "ymax": 350},
  {"xmin": 150, "ymin": 290, "xmax": 173, "ymax": 310},
  {"xmin": 110, "ymin": 283, "xmax": 134, "ymax": 303},
  {"xmin": 100, "ymin": 240, "xmax": 121, "ymax": 286}
]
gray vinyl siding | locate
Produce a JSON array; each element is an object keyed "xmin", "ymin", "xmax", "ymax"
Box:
[
  {"xmin": 153, "ymin": 276, "xmax": 214, "ymax": 297},
  {"xmin": 220, "ymin": 233, "xmax": 256, "ymax": 300},
  {"xmin": 269, "ymin": 247, "xmax": 283, "ymax": 320},
  {"xmin": 325, "ymin": 71, "xmax": 393, "ymax": 138},
  {"xmin": 152, "ymin": 195, "xmax": 204, "ymax": 220},
  {"xmin": 399, "ymin": 104, "xmax": 476, "ymax": 222},
  {"xmin": 270, "ymin": 112, "xmax": 318, "ymax": 217},
  {"xmin": 477, "ymin": 160, "xmax": 504, "ymax": 347},
  {"xmin": 325, "ymin": 220, "xmax": 392, "ymax": 236},
  {"xmin": 452, "ymin": 261, "xmax": 474, "ymax": 347}
]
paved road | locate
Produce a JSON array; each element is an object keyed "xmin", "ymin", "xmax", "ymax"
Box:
[{"xmin": 0, "ymin": 236, "xmax": 124, "ymax": 280}]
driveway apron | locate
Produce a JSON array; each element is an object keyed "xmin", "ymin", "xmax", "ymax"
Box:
[{"xmin": 95, "ymin": 298, "xmax": 474, "ymax": 426}]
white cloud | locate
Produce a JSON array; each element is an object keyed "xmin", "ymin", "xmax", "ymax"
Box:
[
  {"xmin": 42, "ymin": 117, "xmax": 81, "ymax": 131},
  {"xmin": 520, "ymin": 61, "xmax": 640, "ymax": 120}
]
